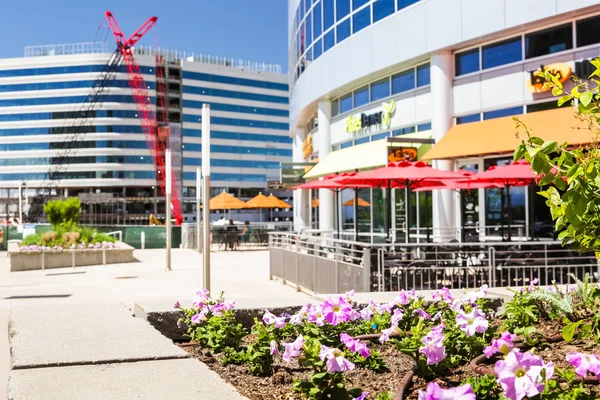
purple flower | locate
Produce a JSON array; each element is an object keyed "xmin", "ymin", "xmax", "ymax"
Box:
[
  {"xmin": 344, "ymin": 290, "xmax": 355, "ymax": 303},
  {"xmin": 495, "ymin": 349, "xmax": 554, "ymax": 400},
  {"xmin": 391, "ymin": 309, "xmax": 404, "ymax": 326},
  {"xmin": 209, "ymin": 302, "xmax": 226, "ymax": 316},
  {"xmin": 282, "ymin": 335, "xmax": 304, "ymax": 363},
  {"xmin": 360, "ymin": 306, "xmax": 374, "ymax": 321},
  {"xmin": 379, "ymin": 326, "xmax": 401, "ymax": 344},
  {"xmin": 319, "ymin": 345, "xmax": 355, "ymax": 372},
  {"xmin": 432, "ymin": 287, "xmax": 454, "ymax": 303},
  {"xmin": 414, "ymin": 309, "xmax": 431, "ymax": 320},
  {"xmin": 521, "ymin": 278, "xmax": 539, "ymax": 293},
  {"xmin": 340, "ymin": 333, "xmax": 370, "ymax": 358},
  {"xmin": 418, "ymin": 382, "xmax": 476, "ymax": 400},
  {"xmin": 322, "ymin": 296, "xmax": 352, "ymax": 326},
  {"xmin": 456, "ymin": 307, "xmax": 488, "ymax": 336},
  {"xmin": 465, "ymin": 284, "xmax": 488, "ymax": 304},
  {"xmin": 566, "ymin": 352, "xmax": 600, "ymax": 378},
  {"xmin": 419, "ymin": 324, "xmax": 446, "ymax": 365},
  {"xmin": 173, "ymin": 301, "xmax": 181, "ymax": 309},
  {"xmin": 353, "ymin": 392, "xmax": 369, "ymax": 400},
  {"xmin": 263, "ymin": 309, "xmax": 287, "ymax": 328},
  {"xmin": 191, "ymin": 308, "xmax": 208, "ymax": 324},
  {"xmin": 306, "ymin": 307, "xmax": 326, "ymax": 326},
  {"xmin": 270, "ymin": 340, "xmax": 279, "ymax": 355},
  {"xmin": 394, "ymin": 289, "xmax": 416, "ymax": 306},
  {"xmin": 484, "ymin": 332, "xmax": 517, "ymax": 358},
  {"xmin": 377, "ymin": 302, "xmax": 395, "ymax": 314},
  {"xmin": 196, "ymin": 289, "xmax": 210, "ymax": 300}
]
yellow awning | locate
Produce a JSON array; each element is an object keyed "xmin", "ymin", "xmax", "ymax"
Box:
[
  {"xmin": 304, "ymin": 131, "xmax": 432, "ymax": 178},
  {"xmin": 422, "ymin": 107, "xmax": 591, "ymax": 161}
]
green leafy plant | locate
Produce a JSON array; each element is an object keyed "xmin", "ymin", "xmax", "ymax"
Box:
[
  {"xmin": 245, "ymin": 319, "xmax": 277, "ymax": 376},
  {"xmin": 44, "ymin": 197, "xmax": 81, "ymax": 229},
  {"xmin": 464, "ymin": 374, "xmax": 503, "ymax": 400},
  {"xmin": 501, "ymin": 290, "xmax": 540, "ymax": 331},
  {"xmin": 542, "ymin": 368, "xmax": 598, "ymax": 399},
  {"xmin": 220, "ymin": 346, "xmax": 247, "ymax": 366}
]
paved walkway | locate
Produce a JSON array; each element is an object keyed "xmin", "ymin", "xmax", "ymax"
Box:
[{"xmin": 0, "ymin": 248, "xmax": 313, "ymax": 399}]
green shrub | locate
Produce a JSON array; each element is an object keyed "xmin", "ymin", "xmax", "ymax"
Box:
[
  {"xmin": 44, "ymin": 198, "xmax": 81, "ymax": 229},
  {"xmin": 21, "ymin": 234, "xmax": 41, "ymax": 246}
]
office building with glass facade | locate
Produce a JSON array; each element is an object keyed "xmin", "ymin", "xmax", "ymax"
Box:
[
  {"xmin": 289, "ymin": 0, "xmax": 600, "ymax": 241},
  {"xmin": 0, "ymin": 43, "xmax": 291, "ymax": 224}
]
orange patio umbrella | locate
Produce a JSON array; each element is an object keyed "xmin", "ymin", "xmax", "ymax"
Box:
[
  {"xmin": 209, "ymin": 191, "xmax": 248, "ymax": 210},
  {"xmin": 312, "ymin": 198, "xmax": 320, "ymax": 208},
  {"xmin": 268, "ymin": 194, "xmax": 292, "ymax": 209},
  {"xmin": 246, "ymin": 193, "xmax": 277, "ymax": 222},
  {"xmin": 342, "ymin": 198, "xmax": 370, "ymax": 207}
]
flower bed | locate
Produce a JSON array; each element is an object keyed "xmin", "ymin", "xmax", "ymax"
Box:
[{"xmin": 174, "ymin": 276, "xmax": 600, "ymax": 400}]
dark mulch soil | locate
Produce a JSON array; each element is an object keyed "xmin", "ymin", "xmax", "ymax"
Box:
[{"xmin": 182, "ymin": 343, "xmax": 414, "ymax": 400}]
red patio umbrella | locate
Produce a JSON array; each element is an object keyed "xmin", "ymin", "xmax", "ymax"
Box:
[
  {"xmin": 339, "ymin": 160, "xmax": 457, "ymax": 242},
  {"xmin": 463, "ymin": 159, "xmax": 537, "ymax": 241},
  {"xmin": 414, "ymin": 170, "xmax": 505, "ymax": 191}
]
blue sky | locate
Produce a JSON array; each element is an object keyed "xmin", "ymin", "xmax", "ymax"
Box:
[{"xmin": 1, "ymin": 0, "xmax": 289, "ymax": 69}]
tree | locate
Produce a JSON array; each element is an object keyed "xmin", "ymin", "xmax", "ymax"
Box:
[
  {"xmin": 44, "ymin": 198, "xmax": 81, "ymax": 230},
  {"xmin": 514, "ymin": 59, "xmax": 600, "ymax": 251}
]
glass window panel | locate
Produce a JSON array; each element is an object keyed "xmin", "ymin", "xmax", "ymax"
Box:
[
  {"xmin": 323, "ymin": 0, "xmax": 335, "ymax": 30},
  {"xmin": 391, "ymin": 69, "xmax": 415, "ymax": 94},
  {"xmin": 416, "ymin": 63, "xmax": 430, "ymax": 87},
  {"xmin": 483, "ymin": 106, "xmax": 523, "ymax": 120},
  {"xmin": 300, "ymin": 0, "xmax": 306, "ymax": 21},
  {"xmin": 373, "ymin": 0, "xmax": 395, "ymax": 22},
  {"xmin": 306, "ymin": 12, "xmax": 313, "ymax": 46},
  {"xmin": 324, "ymin": 29, "xmax": 335, "ymax": 51},
  {"xmin": 576, "ymin": 15, "xmax": 600, "ymax": 47},
  {"xmin": 525, "ymin": 24, "xmax": 573, "ymax": 59},
  {"xmin": 393, "ymin": 126, "xmax": 416, "ymax": 135},
  {"xmin": 306, "ymin": 47, "xmax": 313, "ymax": 62},
  {"xmin": 340, "ymin": 94, "xmax": 353, "ymax": 113},
  {"xmin": 526, "ymin": 101, "xmax": 560, "ymax": 113},
  {"xmin": 417, "ymin": 122, "xmax": 431, "ymax": 131},
  {"xmin": 353, "ymin": 0, "xmax": 369, "ymax": 9},
  {"xmin": 336, "ymin": 18, "xmax": 351, "ymax": 43},
  {"xmin": 398, "ymin": 0, "xmax": 419, "ymax": 9},
  {"xmin": 456, "ymin": 114, "xmax": 480, "ymax": 124},
  {"xmin": 353, "ymin": 6, "xmax": 371, "ymax": 33},
  {"xmin": 182, "ymin": 71, "xmax": 288, "ymax": 91},
  {"xmin": 353, "ymin": 86, "xmax": 369, "ymax": 108},
  {"xmin": 455, "ymin": 49, "xmax": 480, "ymax": 76},
  {"xmin": 313, "ymin": 39, "xmax": 323, "ymax": 60},
  {"xmin": 313, "ymin": 1, "xmax": 322, "ymax": 39},
  {"xmin": 370, "ymin": 78, "xmax": 390, "ymax": 101},
  {"xmin": 300, "ymin": 23, "xmax": 306, "ymax": 54},
  {"xmin": 337, "ymin": 0, "xmax": 351, "ymax": 21},
  {"xmin": 482, "ymin": 37, "xmax": 522, "ymax": 69},
  {"xmin": 372, "ymin": 131, "xmax": 390, "ymax": 141},
  {"xmin": 354, "ymin": 136, "xmax": 370, "ymax": 145},
  {"xmin": 341, "ymin": 141, "xmax": 353, "ymax": 149},
  {"xmin": 332, "ymin": 98, "xmax": 340, "ymax": 116}
]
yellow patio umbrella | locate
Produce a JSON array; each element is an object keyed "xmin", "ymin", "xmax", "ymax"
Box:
[
  {"xmin": 342, "ymin": 198, "xmax": 371, "ymax": 207},
  {"xmin": 245, "ymin": 193, "xmax": 277, "ymax": 222},
  {"xmin": 312, "ymin": 198, "xmax": 320, "ymax": 208}
]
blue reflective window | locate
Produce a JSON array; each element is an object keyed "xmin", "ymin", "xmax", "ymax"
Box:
[
  {"xmin": 182, "ymin": 86, "xmax": 288, "ymax": 104},
  {"xmin": 300, "ymin": 0, "xmax": 306, "ymax": 20},
  {"xmin": 336, "ymin": 18, "xmax": 351, "ymax": 43},
  {"xmin": 306, "ymin": 11, "xmax": 313, "ymax": 47},
  {"xmin": 323, "ymin": 0, "xmax": 335, "ymax": 30},
  {"xmin": 0, "ymin": 156, "xmax": 156, "ymax": 166},
  {"xmin": 182, "ymin": 144, "xmax": 292, "ymax": 156},
  {"xmin": 0, "ymin": 171, "xmax": 158, "ymax": 181},
  {"xmin": 455, "ymin": 49, "xmax": 480, "ymax": 76},
  {"xmin": 483, "ymin": 106, "xmax": 523, "ymax": 120},
  {"xmin": 371, "ymin": 78, "xmax": 390, "ymax": 101},
  {"xmin": 314, "ymin": 39, "xmax": 323, "ymax": 60},
  {"xmin": 456, "ymin": 114, "xmax": 481, "ymax": 124},
  {"xmin": 398, "ymin": 0, "xmax": 419, "ymax": 9},
  {"xmin": 0, "ymin": 94, "xmax": 145, "ymax": 107},
  {"xmin": 184, "ymin": 158, "xmax": 281, "ymax": 169},
  {"xmin": 0, "ymin": 110, "xmax": 139, "ymax": 122},
  {"xmin": 0, "ymin": 80, "xmax": 153, "ymax": 93},
  {"xmin": 182, "ymin": 115, "xmax": 288, "ymax": 130},
  {"xmin": 352, "ymin": 6, "xmax": 371, "ymax": 33},
  {"xmin": 483, "ymin": 37, "xmax": 522, "ymax": 69},
  {"xmin": 341, "ymin": 141, "xmax": 353, "ymax": 149},
  {"xmin": 0, "ymin": 65, "xmax": 154, "ymax": 78},
  {"xmin": 391, "ymin": 69, "xmax": 415, "ymax": 94},
  {"xmin": 182, "ymin": 101, "xmax": 288, "ymax": 117},
  {"xmin": 337, "ymin": 0, "xmax": 351, "ymax": 21},
  {"xmin": 417, "ymin": 122, "xmax": 431, "ymax": 131},
  {"xmin": 306, "ymin": 47, "xmax": 313, "ymax": 62},
  {"xmin": 324, "ymin": 30, "xmax": 335, "ymax": 51},
  {"xmin": 183, "ymin": 129, "xmax": 292, "ymax": 143},
  {"xmin": 353, "ymin": 86, "xmax": 369, "ymax": 108},
  {"xmin": 313, "ymin": 1, "xmax": 323, "ymax": 39},
  {"xmin": 332, "ymin": 98, "xmax": 340, "ymax": 116},
  {"xmin": 340, "ymin": 94, "xmax": 353, "ymax": 113},
  {"xmin": 393, "ymin": 126, "xmax": 416, "ymax": 135},
  {"xmin": 525, "ymin": 24, "xmax": 573, "ymax": 59},
  {"xmin": 372, "ymin": 131, "xmax": 390, "ymax": 141},
  {"xmin": 183, "ymin": 172, "xmax": 267, "ymax": 183},
  {"xmin": 373, "ymin": 0, "xmax": 395, "ymax": 22},
  {"xmin": 416, "ymin": 63, "xmax": 430, "ymax": 87},
  {"xmin": 353, "ymin": 0, "xmax": 369, "ymax": 10},
  {"xmin": 182, "ymin": 71, "xmax": 288, "ymax": 91},
  {"xmin": 0, "ymin": 125, "xmax": 144, "ymax": 137},
  {"xmin": 354, "ymin": 136, "xmax": 370, "ymax": 145},
  {"xmin": 0, "ymin": 140, "xmax": 148, "ymax": 151}
]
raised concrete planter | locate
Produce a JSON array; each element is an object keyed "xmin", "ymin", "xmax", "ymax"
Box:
[{"xmin": 8, "ymin": 241, "xmax": 137, "ymax": 272}]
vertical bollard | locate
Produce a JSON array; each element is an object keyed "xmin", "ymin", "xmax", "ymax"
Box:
[
  {"xmin": 41, "ymin": 247, "xmax": 45, "ymax": 271},
  {"xmin": 103, "ymin": 246, "xmax": 106, "ymax": 267},
  {"xmin": 141, "ymin": 232, "xmax": 145, "ymax": 250},
  {"xmin": 71, "ymin": 243, "xmax": 75, "ymax": 269}
]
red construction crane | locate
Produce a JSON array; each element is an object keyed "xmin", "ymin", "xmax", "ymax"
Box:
[{"xmin": 105, "ymin": 11, "xmax": 183, "ymax": 225}]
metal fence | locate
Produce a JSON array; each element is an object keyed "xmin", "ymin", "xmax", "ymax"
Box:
[{"xmin": 269, "ymin": 232, "xmax": 600, "ymax": 294}]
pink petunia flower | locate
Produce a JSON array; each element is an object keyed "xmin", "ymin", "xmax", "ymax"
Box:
[
  {"xmin": 391, "ymin": 309, "xmax": 404, "ymax": 326},
  {"xmin": 353, "ymin": 392, "xmax": 369, "ymax": 400},
  {"xmin": 418, "ymin": 382, "xmax": 476, "ymax": 400},
  {"xmin": 566, "ymin": 352, "xmax": 600, "ymax": 378},
  {"xmin": 432, "ymin": 287, "xmax": 454, "ymax": 303},
  {"xmin": 419, "ymin": 324, "xmax": 446, "ymax": 365},
  {"xmin": 173, "ymin": 301, "xmax": 181, "ymax": 309},
  {"xmin": 322, "ymin": 296, "xmax": 353, "ymax": 326},
  {"xmin": 270, "ymin": 340, "xmax": 279, "ymax": 355},
  {"xmin": 191, "ymin": 308, "xmax": 208, "ymax": 324},
  {"xmin": 414, "ymin": 309, "xmax": 431, "ymax": 320},
  {"xmin": 340, "ymin": 333, "xmax": 370, "ymax": 358},
  {"xmin": 263, "ymin": 309, "xmax": 287, "ymax": 328},
  {"xmin": 393, "ymin": 289, "xmax": 416, "ymax": 306},
  {"xmin": 495, "ymin": 349, "xmax": 554, "ymax": 400},
  {"xmin": 484, "ymin": 331, "xmax": 517, "ymax": 358},
  {"xmin": 456, "ymin": 307, "xmax": 488, "ymax": 336},
  {"xmin": 319, "ymin": 345, "xmax": 355, "ymax": 373},
  {"xmin": 282, "ymin": 335, "xmax": 304, "ymax": 362}
]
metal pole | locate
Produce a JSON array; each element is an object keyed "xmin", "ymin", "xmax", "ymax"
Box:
[
  {"xmin": 202, "ymin": 104, "xmax": 211, "ymax": 292},
  {"xmin": 141, "ymin": 231, "xmax": 145, "ymax": 250},
  {"xmin": 71, "ymin": 244, "xmax": 75, "ymax": 269},
  {"xmin": 103, "ymin": 246, "xmax": 106, "ymax": 267},
  {"xmin": 353, "ymin": 188, "xmax": 359, "ymax": 242},
  {"xmin": 166, "ymin": 149, "xmax": 172, "ymax": 271},
  {"xmin": 18, "ymin": 182, "xmax": 23, "ymax": 224},
  {"xmin": 196, "ymin": 167, "xmax": 202, "ymax": 253},
  {"xmin": 41, "ymin": 247, "xmax": 45, "ymax": 271}
]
